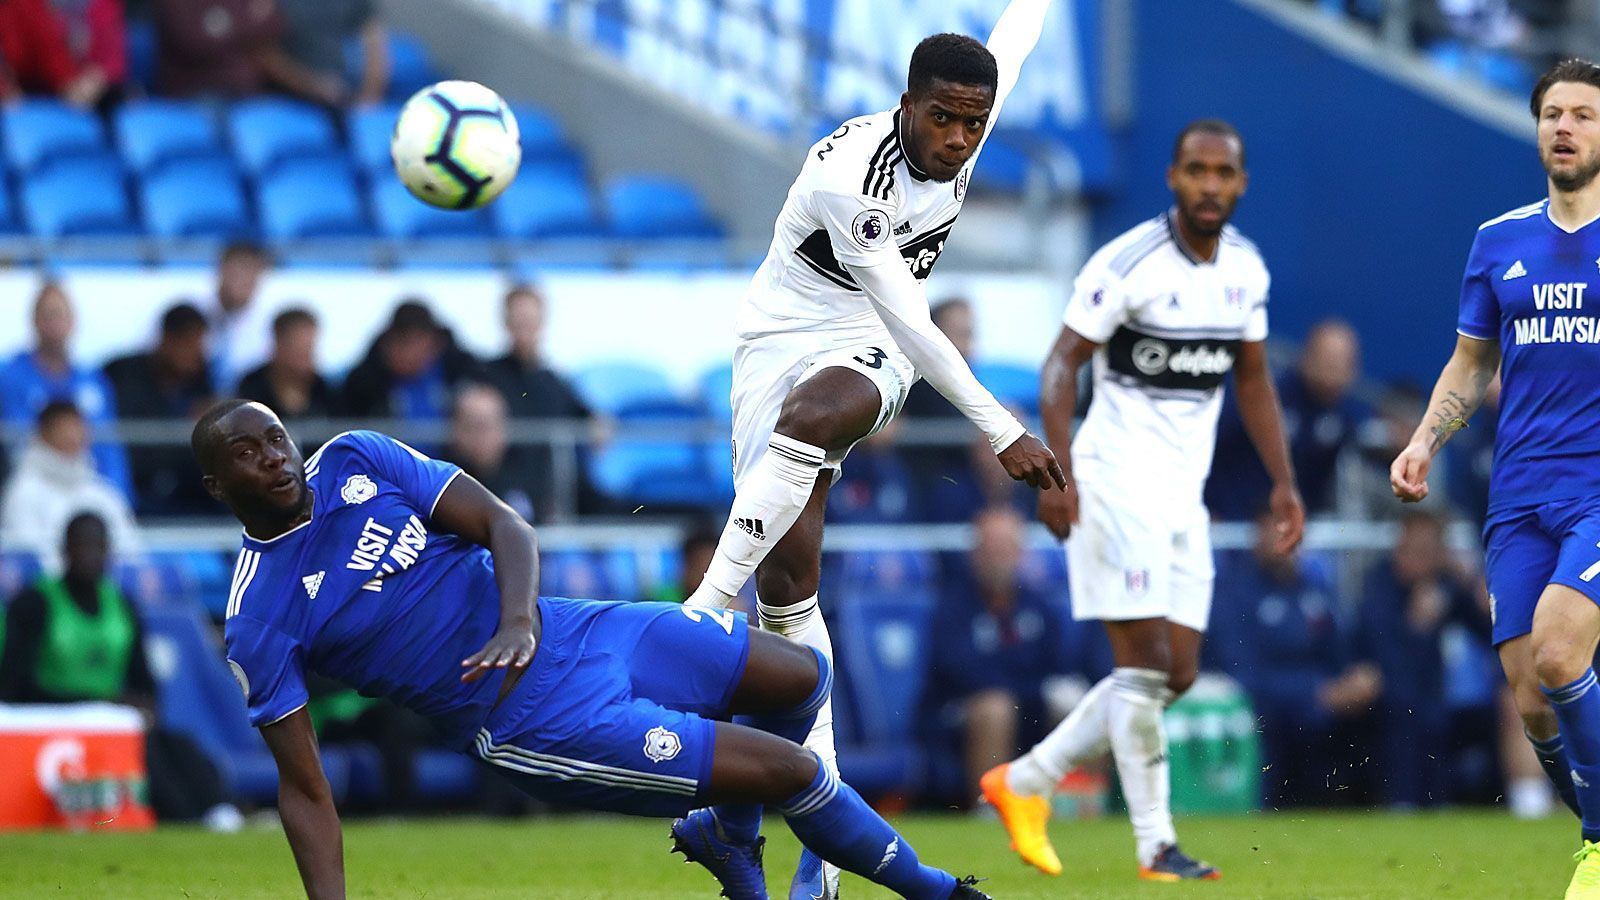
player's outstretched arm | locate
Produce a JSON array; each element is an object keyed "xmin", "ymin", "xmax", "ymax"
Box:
[
  {"xmin": 260, "ymin": 709, "xmax": 345, "ymax": 900},
  {"xmin": 1037, "ymin": 325, "xmax": 1099, "ymax": 538},
  {"xmin": 431, "ymin": 474, "xmax": 542, "ymax": 682},
  {"xmin": 845, "ymin": 259, "xmax": 1064, "ymax": 490},
  {"xmin": 1234, "ymin": 341, "xmax": 1305, "ymax": 553},
  {"xmin": 1391, "ymin": 334, "xmax": 1501, "ymax": 503}
]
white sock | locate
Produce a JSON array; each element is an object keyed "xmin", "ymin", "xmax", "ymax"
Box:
[
  {"xmin": 687, "ymin": 434, "xmax": 825, "ymax": 608},
  {"xmin": 1007, "ymin": 675, "xmax": 1115, "ymax": 796},
  {"xmin": 758, "ymin": 594, "xmax": 837, "ymax": 774},
  {"xmin": 1108, "ymin": 667, "xmax": 1177, "ymax": 866}
]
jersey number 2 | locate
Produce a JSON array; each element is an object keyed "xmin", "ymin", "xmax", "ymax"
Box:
[{"xmin": 681, "ymin": 606, "xmax": 735, "ymax": 635}]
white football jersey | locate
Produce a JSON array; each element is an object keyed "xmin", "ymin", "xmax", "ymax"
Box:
[
  {"xmin": 736, "ymin": 106, "xmax": 979, "ymax": 339},
  {"xmin": 1063, "ymin": 212, "xmax": 1271, "ymax": 505}
]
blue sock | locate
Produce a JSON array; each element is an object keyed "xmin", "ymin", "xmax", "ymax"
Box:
[
  {"xmin": 711, "ymin": 648, "xmax": 832, "ymax": 844},
  {"xmin": 779, "ymin": 758, "xmax": 956, "ymax": 900},
  {"xmin": 1529, "ymin": 731, "xmax": 1583, "ymax": 818},
  {"xmin": 1542, "ymin": 670, "xmax": 1600, "ymax": 842}
]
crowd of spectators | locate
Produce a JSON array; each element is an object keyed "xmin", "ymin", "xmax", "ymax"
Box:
[{"xmin": 0, "ymin": 0, "xmax": 390, "ymax": 111}]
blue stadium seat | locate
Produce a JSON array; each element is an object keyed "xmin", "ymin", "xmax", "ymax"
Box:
[
  {"xmin": 973, "ymin": 361, "xmax": 1041, "ymax": 417},
  {"xmin": 507, "ymin": 103, "xmax": 583, "ymax": 171},
  {"xmin": 972, "ymin": 131, "xmax": 1030, "ymax": 194},
  {"xmin": 347, "ymin": 104, "xmax": 401, "ymax": 175},
  {"xmin": 126, "ymin": 19, "xmax": 158, "ymax": 91},
  {"xmin": 115, "ymin": 101, "xmax": 225, "ymax": 176},
  {"xmin": 605, "ymin": 176, "xmax": 724, "ymax": 240},
  {"xmin": 370, "ymin": 176, "xmax": 492, "ymax": 238},
  {"xmin": 134, "ymin": 549, "xmax": 237, "ymax": 614},
  {"xmin": 540, "ymin": 549, "xmax": 638, "ymax": 600},
  {"xmin": 141, "ymin": 165, "xmax": 251, "ymax": 239},
  {"xmin": 0, "ymin": 177, "xmax": 19, "ymax": 234},
  {"xmin": 142, "ymin": 606, "xmax": 354, "ymax": 804},
  {"xmin": 20, "ymin": 159, "xmax": 135, "ymax": 237},
  {"xmin": 698, "ymin": 363, "xmax": 734, "ymax": 423},
  {"xmin": 259, "ymin": 160, "xmax": 369, "ymax": 239},
  {"xmin": 2, "ymin": 100, "xmax": 110, "ymax": 174},
  {"xmin": 571, "ymin": 362, "xmax": 681, "ymax": 416},
  {"xmin": 345, "ymin": 31, "xmax": 440, "ymax": 102},
  {"xmin": 228, "ymin": 98, "xmax": 342, "ymax": 178},
  {"xmin": 832, "ymin": 588, "xmax": 934, "ymax": 793},
  {"xmin": 492, "ymin": 164, "xmax": 605, "ymax": 239}
]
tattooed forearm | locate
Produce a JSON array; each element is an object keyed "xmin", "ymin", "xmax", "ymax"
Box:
[{"xmin": 1428, "ymin": 390, "xmax": 1471, "ymax": 452}]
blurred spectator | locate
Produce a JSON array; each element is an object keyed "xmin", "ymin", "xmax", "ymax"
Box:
[
  {"xmin": 483, "ymin": 285, "xmax": 592, "ymax": 422},
  {"xmin": 651, "ymin": 520, "xmax": 721, "ymax": 603},
  {"xmin": 827, "ymin": 419, "xmax": 918, "ymax": 524},
  {"xmin": 206, "ymin": 241, "xmax": 272, "ymax": 392},
  {"xmin": 0, "ymin": 281, "xmax": 132, "ymax": 499},
  {"xmin": 341, "ymin": 300, "xmax": 481, "ymax": 421},
  {"xmin": 269, "ymin": 0, "xmax": 388, "ymax": 107},
  {"xmin": 925, "ymin": 506, "xmax": 1100, "ymax": 805},
  {"xmin": 900, "ymin": 298, "xmax": 976, "ymax": 489},
  {"xmin": 0, "ymin": 513, "xmax": 240, "ymax": 829},
  {"xmin": 1209, "ymin": 507, "xmax": 1379, "ymax": 807},
  {"xmin": 1355, "ymin": 510, "xmax": 1492, "ymax": 808},
  {"xmin": 0, "ymin": 402, "xmax": 141, "ymax": 573},
  {"xmin": 442, "ymin": 383, "xmax": 539, "ymax": 522},
  {"xmin": 1360, "ymin": 382, "xmax": 1453, "ymax": 518},
  {"xmin": 1208, "ymin": 319, "xmax": 1373, "ymax": 519},
  {"xmin": 152, "ymin": 0, "xmax": 282, "ymax": 98},
  {"xmin": 103, "ymin": 302, "xmax": 215, "ymax": 515},
  {"xmin": 1444, "ymin": 374, "xmax": 1500, "ymax": 526},
  {"xmin": 237, "ymin": 307, "xmax": 334, "ymax": 419},
  {"xmin": 0, "ymin": 0, "xmax": 126, "ymax": 109}
]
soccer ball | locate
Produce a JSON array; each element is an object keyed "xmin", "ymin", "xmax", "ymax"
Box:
[{"xmin": 391, "ymin": 80, "xmax": 522, "ymax": 211}]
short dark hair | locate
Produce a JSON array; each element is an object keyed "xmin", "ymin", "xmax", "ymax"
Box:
[
  {"xmin": 220, "ymin": 240, "xmax": 268, "ymax": 265},
  {"xmin": 907, "ymin": 33, "xmax": 998, "ymax": 98},
  {"xmin": 37, "ymin": 399, "xmax": 82, "ymax": 430},
  {"xmin": 272, "ymin": 306, "xmax": 317, "ymax": 337},
  {"xmin": 1172, "ymin": 119, "xmax": 1245, "ymax": 165},
  {"xmin": 388, "ymin": 299, "xmax": 441, "ymax": 337},
  {"xmin": 161, "ymin": 302, "xmax": 208, "ymax": 337},
  {"xmin": 1531, "ymin": 59, "xmax": 1600, "ymax": 118},
  {"xmin": 64, "ymin": 511, "xmax": 108, "ymax": 545},
  {"xmin": 190, "ymin": 398, "xmax": 255, "ymax": 474},
  {"xmin": 930, "ymin": 296, "xmax": 971, "ymax": 327}
]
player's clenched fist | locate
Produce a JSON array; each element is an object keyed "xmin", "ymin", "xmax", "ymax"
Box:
[
  {"xmin": 998, "ymin": 433, "xmax": 1068, "ymax": 491},
  {"xmin": 1037, "ymin": 477, "xmax": 1078, "ymax": 540},
  {"xmin": 1389, "ymin": 442, "xmax": 1433, "ymax": 503}
]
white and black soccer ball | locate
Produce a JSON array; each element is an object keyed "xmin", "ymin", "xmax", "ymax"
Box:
[{"xmin": 391, "ymin": 80, "xmax": 522, "ymax": 210}]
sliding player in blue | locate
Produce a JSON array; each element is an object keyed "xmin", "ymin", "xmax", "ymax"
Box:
[
  {"xmin": 1392, "ymin": 60, "xmax": 1600, "ymax": 900},
  {"xmin": 194, "ymin": 399, "xmax": 989, "ymax": 900}
]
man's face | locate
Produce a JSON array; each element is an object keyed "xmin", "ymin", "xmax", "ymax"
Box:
[
  {"xmin": 161, "ymin": 328, "xmax": 209, "ymax": 380},
  {"xmin": 274, "ymin": 322, "xmax": 318, "ymax": 378},
  {"xmin": 34, "ymin": 286, "xmax": 73, "ymax": 349},
  {"xmin": 63, "ymin": 519, "xmax": 109, "ymax": 582},
  {"xmin": 1300, "ymin": 325, "xmax": 1359, "ymax": 404},
  {"xmin": 203, "ymin": 404, "xmax": 308, "ymax": 517},
  {"xmin": 450, "ymin": 388, "xmax": 508, "ymax": 470},
  {"xmin": 383, "ymin": 329, "xmax": 441, "ymax": 379},
  {"xmin": 933, "ymin": 302, "xmax": 975, "ymax": 361},
  {"xmin": 40, "ymin": 413, "xmax": 87, "ymax": 457},
  {"xmin": 899, "ymin": 80, "xmax": 995, "ymax": 183},
  {"xmin": 971, "ymin": 509, "xmax": 1024, "ymax": 598},
  {"xmin": 505, "ymin": 292, "xmax": 545, "ymax": 357},
  {"xmin": 1168, "ymin": 132, "xmax": 1247, "ymax": 237},
  {"xmin": 1539, "ymin": 81, "xmax": 1600, "ymax": 193},
  {"xmin": 1394, "ymin": 519, "xmax": 1447, "ymax": 584},
  {"xmin": 218, "ymin": 253, "xmax": 266, "ymax": 312}
]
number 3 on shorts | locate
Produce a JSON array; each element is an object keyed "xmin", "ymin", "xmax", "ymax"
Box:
[
  {"xmin": 681, "ymin": 606, "xmax": 735, "ymax": 635},
  {"xmin": 853, "ymin": 346, "xmax": 887, "ymax": 369}
]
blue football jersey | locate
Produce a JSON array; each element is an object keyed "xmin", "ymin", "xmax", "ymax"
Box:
[
  {"xmin": 222, "ymin": 430, "xmax": 507, "ymax": 748},
  {"xmin": 1458, "ymin": 199, "xmax": 1600, "ymax": 512}
]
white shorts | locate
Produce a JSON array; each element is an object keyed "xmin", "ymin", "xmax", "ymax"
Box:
[
  {"xmin": 729, "ymin": 324, "xmax": 916, "ymax": 487},
  {"xmin": 1065, "ymin": 480, "xmax": 1215, "ymax": 633}
]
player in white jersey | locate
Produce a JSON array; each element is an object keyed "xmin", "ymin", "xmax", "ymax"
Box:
[
  {"xmin": 682, "ymin": 2, "xmax": 1066, "ymax": 897},
  {"xmin": 981, "ymin": 120, "xmax": 1305, "ymax": 882}
]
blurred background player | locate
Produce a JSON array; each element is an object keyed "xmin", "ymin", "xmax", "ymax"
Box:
[
  {"xmin": 982, "ymin": 119, "xmax": 1305, "ymax": 882},
  {"xmin": 681, "ymin": 4, "xmax": 1065, "ymax": 893},
  {"xmin": 1391, "ymin": 58, "xmax": 1600, "ymax": 897}
]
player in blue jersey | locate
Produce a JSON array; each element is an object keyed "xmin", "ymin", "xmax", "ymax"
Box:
[
  {"xmin": 191, "ymin": 399, "xmax": 992, "ymax": 900},
  {"xmin": 1392, "ymin": 59, "xmax": 1600, "ymax": 898}
]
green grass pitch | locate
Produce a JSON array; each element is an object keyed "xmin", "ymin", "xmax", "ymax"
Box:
[{"xmin": 0, "ymin": 810, "xmax": 1575, "ymax": 898}]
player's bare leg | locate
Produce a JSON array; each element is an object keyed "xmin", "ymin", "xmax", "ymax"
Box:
[
  {"xmin": 1501, "ymin": 633, "xmax": 1581, "ymax": 816},
  {"xmin": 688, "ymin": 367, "xmax": 883, "ymax": 611}
]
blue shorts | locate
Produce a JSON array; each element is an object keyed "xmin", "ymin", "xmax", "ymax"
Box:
[
  {"xmin": 472, "ymin": 597, "xmax": 750, "ymax": 818},
  {"xmin": 1484, "ymin": 495, "xmax": 1600, "ymax": 645}
]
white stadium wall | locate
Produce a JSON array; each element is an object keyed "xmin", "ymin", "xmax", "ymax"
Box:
[{"xmin": 0, "ymin": 269, "xmax": 1067, "ymax": 388}]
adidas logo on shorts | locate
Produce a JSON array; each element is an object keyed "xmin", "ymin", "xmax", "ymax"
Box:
[{"xmin": 734, "ymin": 517, "xmax": 767, "ymax": 540}]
